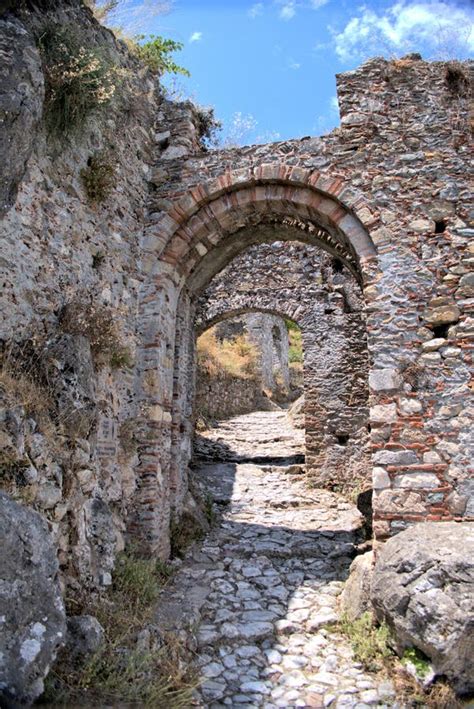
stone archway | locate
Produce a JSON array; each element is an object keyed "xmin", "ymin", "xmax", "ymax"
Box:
[
  {"xmin": 133, "ymin": 170, "xmax": 378, "ymax": 556},
  {"xmin": 193, "ymin": 237, "xmax": 370, "ymax": 498}
]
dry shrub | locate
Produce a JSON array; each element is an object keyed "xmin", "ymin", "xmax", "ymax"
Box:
[
  {"xmin": 0, "ymin": 362, "xmax": 53, "ymax": 424},
  {"xmin": 197, "ymin": 327, "xmax": 258, "ymax": 380},
  {"xmin": 38, "ymin": 25, "xmax": 118, "ymax": 136},
  {"xmin": 80, "ymin": 151, "xmax": 116, "ymax": 202},
  {"xmin": 0, "ymin": 345, "xmax": 59, "ymax": 447},
  {"xmin": 45, "ymin": 548, "xmax": 197, "ymax": 707},
  {"xmin": 425, "ymin": 682, "xmax": 462, "ymax": 709},
  {"xmin": 59, "ymin": 300, "xmax": 133, "ymax": 369},
  {"xmin": 445, "ymin": 61, "xmax": 470, "ymax": 98}
]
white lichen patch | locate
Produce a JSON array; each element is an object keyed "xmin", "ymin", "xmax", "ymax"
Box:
[{"xmin": 20, "ymin": 639, "xmax": 42, "ymax": 665}]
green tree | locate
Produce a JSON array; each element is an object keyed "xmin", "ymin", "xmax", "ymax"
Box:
[{"xmin": 134, "ymin": 35, "xmax": 190, "ymax": 76}]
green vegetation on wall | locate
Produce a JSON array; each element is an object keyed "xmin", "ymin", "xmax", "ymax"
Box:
[
  {"xmin": 38, "ymin": 25, "xmax": 118, "ymax": 136},
  {"xmin": 133, "ymin": 35, "xmax": 190, "ymax": 77}
]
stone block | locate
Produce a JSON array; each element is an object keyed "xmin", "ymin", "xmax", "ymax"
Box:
[
  {"xmin": 398, "ymin": 398, "xmax": 423, "ymax": 415},
  {"xmin": 408, "ymin": 218, "xmax": 433, "ymax": 233},
  {"xmin": 393, "ymin": 472, "xmax": 439, "ymax": 489},
  {"xmin": 373, "ymin": 449, "xmax": 419, "ymax": 465},
  {"xmin": 369, "ymin": 368, "xmax": 402, "ymax": 393},
  {"xmin": 423, "ymin": 300, "xmax": 460, "ymax": 327},
  {"xmin": 423, "ymin": 451, "xmax": 442, "ymax": 464},
  {"xmin": 340, "ymin": 551, "xmax": 374, "ymax": 621},
  {"xmin": 373, "ymin": 467, "xmax": 391, "ymax": 490},
  {"xmin": 371, "ymin": 522, "xmax": 474, "ymax": 694},
  {"xmin": 370, "ymin": 403, "xmax": 397, "ymax": 423},
  {"xmin": 421, "ymin": 338, "xmax": 446, "ymax": 351},
  {"xmin": 0, "ymin": 493, "xmax": 66, "ymax": 705}
]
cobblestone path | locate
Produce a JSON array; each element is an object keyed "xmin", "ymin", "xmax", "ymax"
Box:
[{"xmin": 157, "ymin": 411, "xmax": 396, "ymax": 708}]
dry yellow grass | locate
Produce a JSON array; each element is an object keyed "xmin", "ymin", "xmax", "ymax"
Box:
[
  {"xmin": 45, "ymin": 550, "xmax": 197, "ymax": 707},
  {"xmin": 197, "ymin": 327, "xmax": 259, "ymax": 380}
]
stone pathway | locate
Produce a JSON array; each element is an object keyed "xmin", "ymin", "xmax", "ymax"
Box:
[{"xmin": 157, "ymin": 411, "xmax": 396, "ymax": 708}]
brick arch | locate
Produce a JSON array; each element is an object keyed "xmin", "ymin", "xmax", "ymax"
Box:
[
  {"xmin": 196, "ymin": 304, "xmax": 305, "ymax": 336},
  {"xmin": 150, "ymin": 166, "xmax": 379, "ymax": 286},
  {"xmin": 134, "ymin": 167, "xmax": 378, "ymax": 557}
]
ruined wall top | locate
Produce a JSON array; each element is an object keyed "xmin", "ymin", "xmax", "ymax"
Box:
[{"xmin": 150, "ymin": 55, "xmax": 473, "ymax": 214}]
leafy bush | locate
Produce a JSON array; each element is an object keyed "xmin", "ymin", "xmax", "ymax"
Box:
[
  {"xmin": 133, "ymin": 35, "xmax": 190, "ymax": 76},
  {"xmin": 39, "ymin": 25, "xmax": 118, "ymax": 135},
  {"xmin": 80, "ymin": 151, "xmax": 116, "ymax": 202}
]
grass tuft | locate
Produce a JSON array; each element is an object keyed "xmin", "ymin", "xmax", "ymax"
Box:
[
  {"xmin": 80, "ymin": 151, "xmax": 116, "ymax": 202},
  {"xmin": 38, "ymin": 25, "xmax": 118, "ymax": 136},
  {"xmin": 44, "ymin": 548, "xmax": 197, "ymax": 707},
  {"xmin": 338, "ymin": 611, "xmax": 394, "ymax": 672}
]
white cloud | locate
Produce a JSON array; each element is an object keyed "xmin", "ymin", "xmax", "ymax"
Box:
[
  {"xmin": 248, "ymin": 2, "xmax": 264, "ymax": 17},
  {"xmin": 189, "ymin": 31, "xmax": 203, "ymax": 43},
  {"xmin": 289, "ymin": 59, "xmax": 302, "ymax": 69},
  {"xmin": 274, "ymin": 0, "xmax": 328, "ymax": 21},
  {"xmin": 329, "ymin": 95, "xmax": 339, "ymax": 114},
  {"xmin": 332, "ymin": 1, "xmax": 474, "ymax": 61},
  {"xmin": 279, "ymin": 1, "xmax": 296, "ymax": 20}
]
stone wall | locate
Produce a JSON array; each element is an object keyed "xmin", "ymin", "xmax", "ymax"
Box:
[
  {"xmin": 141, "ymin": 54, "xmax": 473, "ymax": 550},
  {"xmin": 196, "ymin": 368, "xmax": 262, "ymax": 422},
  {"xmin": 196, "ymin": 241, "xmax": 370, "ymax": 490},
  {"xmin": 1, "ymin": 0, "xmax": 472, "ymax": 574},
  {"xmin": 0, "ymin": 0, "xmax": 204, "ymax": 586}
]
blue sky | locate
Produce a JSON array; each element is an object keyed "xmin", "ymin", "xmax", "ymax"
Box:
[{"xmin": 112, "ymin": 0, "xmax": 474, "ymax": 144}]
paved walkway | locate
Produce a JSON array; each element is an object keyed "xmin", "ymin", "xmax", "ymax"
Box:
[{"xmin": 157, "ymin": 411, "xmax": 396, "ymax": 708}]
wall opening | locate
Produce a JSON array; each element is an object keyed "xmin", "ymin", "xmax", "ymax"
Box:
[{"xmin": 136, "ymin": 173, "xmax": 378, "ymax": 554}]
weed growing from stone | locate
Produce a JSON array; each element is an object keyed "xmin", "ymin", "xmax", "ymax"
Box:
[
  {"xmin": 402, "ymin": 647, "xmax": 432, "ymax": 680},
  {"xmin": 194, "ymin": 104, "xmax": 222, "ymax": 149},
  {"xmin": 80, "ymin": 151, "xmax": 116, "ymax": 203},
  {"xmin": 336, "ymin": 613, "xmax": 461, "ymax": 708},
  {"xmin": 133, "ymin": 35, "xmax": 190, "ymax": 76},
  {"xmin": 109, "ymin": 346, "xmax": 134, "ymax": 370},
  {"xmin": 170, "ymin": 517, "xmax": 206, "ymax": 558},
  {"xmin": 112, "ymin": 550, "xmax": 173, "ymax": 609},
  {"xmin": 59, "ymin": 299, "xmax": 132, "ymax": 369},
  {"xmin": 338, "ymin": 611, "xmax": 394, "ymax": 672},
  {"xmin": 44, "ymin": 548, "xmax": 197, "ymax": 707},
  {"xmin": 38, "ymin": 25, "xmax": 118, "ymax": 136},
  {"xmin": 204, "ymin": 492, "xmax": 215, "ymax": 525}
]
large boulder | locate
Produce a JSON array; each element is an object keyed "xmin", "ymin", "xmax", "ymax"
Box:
[
  {"xmin": 371, "ymin": 522, "xmax": 474, "ymax": 694},
  {"xmin": 0, "ymin": 492, "xmax": 66, "ymax": 706},
  {"xmin": 340, "ymin": 550, "xmax": 374, "ymax": 621}
]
